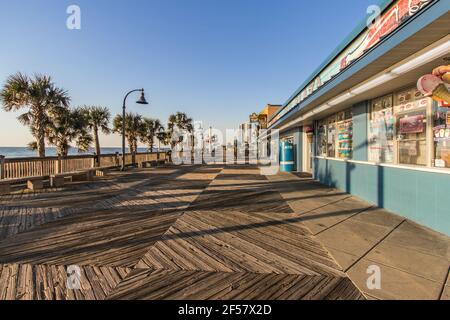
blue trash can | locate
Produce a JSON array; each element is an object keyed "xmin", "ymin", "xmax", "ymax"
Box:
[{"xmin": 280, "ymin": 141, "xmax": 295, "ymax": 172}]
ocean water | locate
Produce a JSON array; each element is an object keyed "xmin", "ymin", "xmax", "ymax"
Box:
[{"xmin": 0, "ymin": 147, "xmax": 157, "ymax": 158}]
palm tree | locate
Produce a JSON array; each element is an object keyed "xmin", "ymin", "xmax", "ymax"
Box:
[
  {"xmin": 167, "ymin": 112, "xmax": 194, "ymax": 150},
  {"xmin": 167, "ymin": 112, "xmax": 194, "ymax": 164},
  {"xmin": 139, "ymin": 118, "xmax": 163, "ymax": 152},
  {"xmin": 113, "ymin": 113, "xmax": 142, "ymax": 163},
  {"xmin": 81, "ymin": 106, "xmax": 111, "ymax": 156},
  {"xmin": 167, "ymin": 114, "xmax": 179, "ymax": 150},
  {"xmin": 0, "ymin": 73, "xmax": 70, "ymax": 157},
  {"xmin": 45, "ymin": 107, "xmax": 92, "ymax": 157},
  {"xmin": 156, "ymin": 125, "xmax": 167, "ymax": 150}
]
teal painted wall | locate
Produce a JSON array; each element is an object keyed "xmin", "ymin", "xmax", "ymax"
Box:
[
  {"xmin": 313, "ymin": 158, "xmax": 450, "ymax": 236},
  {"xmin": 352, "ymin": 101, "xmax": 368, "ymax": 162}
]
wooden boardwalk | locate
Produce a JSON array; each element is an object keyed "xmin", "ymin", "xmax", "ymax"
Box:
[{"xmin": 0, "ymin": 166, "xmax": 364, "ymax": 300}]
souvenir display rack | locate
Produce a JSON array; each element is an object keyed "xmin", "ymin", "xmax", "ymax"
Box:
[{"xmin": 336, "ymin": 111, "xmax": 353, "ymax": 159}]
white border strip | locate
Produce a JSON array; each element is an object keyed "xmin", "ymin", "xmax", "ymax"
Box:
[{"xmin": 313, "ymin": 156, "xmax": 450, "ymax": 176}]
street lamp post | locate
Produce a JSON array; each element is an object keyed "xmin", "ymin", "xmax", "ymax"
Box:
[
  {"xmin": 199, "ymin": 125, "xmax": 205, "ymax": 165},
  {"xmin": 209, "ymin": 126, "xmax": 212, "ymax": 154},
  {"xmin": 158, "ymin": 127, "xmax": 163, "ymax": 152},
  {"xmin": 121, "ymin": 89, "xmax": 149, "ymax": 171},
  {"xmin": 157, "ymin": 127, "xmax": 165, "ymax": 161}
]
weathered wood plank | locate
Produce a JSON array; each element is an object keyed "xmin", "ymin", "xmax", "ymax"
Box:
[{"xmin": 0, "ymin": 165, "xmax": 364, "ymax": 300}]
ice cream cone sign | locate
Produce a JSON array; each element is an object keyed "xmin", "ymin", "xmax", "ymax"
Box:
[{"xmin": 417, "ymin": 65, "xmax": 450, "ymax": 107}]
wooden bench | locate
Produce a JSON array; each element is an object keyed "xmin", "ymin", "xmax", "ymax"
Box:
[
  {"xmin": 0, "ymin": 176, "xmax": 45, "ymax": 194},
  {"xmin": 27, "ymin": 178, "xmax": 44, "ymax": 190},
  {"xmin": 50, "ymin": 170, "xmax": 94, "ymax": 188},
  {"xmin": 94, "ymin": 167, "xmax": 109, "ymax": 177},
  {"xmin": 0, "ymin": 181, "xmax": 11, "ymax": 195},
  {"xmin": 138, "ymin": 161, "xmax": 158, "ymax": 168}
]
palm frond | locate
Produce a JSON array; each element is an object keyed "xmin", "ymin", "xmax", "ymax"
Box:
[
  {"xmin": 17, "ymin": 112, "xmax": 32, "ymax": 126},
  {"xmin": 0, "ymin": 72, "xmax": 30, "ymax": 111},
  {"xmin": 27, "ymin": 141, "xmax": 38, "ymax": 151}
]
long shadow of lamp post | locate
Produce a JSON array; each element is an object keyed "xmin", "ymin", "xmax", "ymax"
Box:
[{"xmin": 121, "ymin": 89, "xmax": 149, "ymax": 171}]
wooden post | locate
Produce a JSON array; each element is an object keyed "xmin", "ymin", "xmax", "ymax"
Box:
[
  {"xmin": 190, "ymin": 134, "xmax": 195, "ymax": 165},
  {"xmin": 131, "ymin": 152, "xmax": 136, "ymax": 167},
  {"xmin": 234, "ymin": 140, "xmax": 238, "ymax": 165},
  {"xmin": 180, "ymin": 149, "xmax": 184, "ymax": 165},
  {"xmin": 0, "ymin": 155, "xmax": 5, "ymax": 180},
  {"xmin": 55, "ymin": 157, "xmax": 62, "ymax": 174},
  {"xmin": 40, "ymin": 158, "xmax": 44, "ymax": 176},
  {"xmin": 245, "ymin": 142, "xmax": 249, "ymax": 165},
  {"xmin": 91, "ymin": 155, "xmax": 96, "ymax": 169},
  {"xmin": 223, "ymin": 146, "xmax": 226, "ymax": 164},
  {"xmin": 95, "ymin": 154, "xmax": 100, "ymax": 168},
  {"xmin": 115, "ymin": 152, "xmax": 120, "ymax": 167}
]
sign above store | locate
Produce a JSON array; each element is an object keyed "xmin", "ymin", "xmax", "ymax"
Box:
[
  {"xmin": 304, "ymin": 126, "xmax": 314, "ymax": 134},
  {"xmin": 249, "ymin": 113, "xmax": 259, "ymax": 123},
  {"xmin": 269, "ymin": 0, "xmax": 435, "ymax": 128}
]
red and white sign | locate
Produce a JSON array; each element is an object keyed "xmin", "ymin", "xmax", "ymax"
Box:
[{"xmin": 269, "ymin": 0, "xmax": 434, "ymax": 127}]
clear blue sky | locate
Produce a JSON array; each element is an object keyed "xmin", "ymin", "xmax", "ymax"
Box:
[{"xmin": 0, "ymin": 0, "xmax": 376, "ymax": 147}]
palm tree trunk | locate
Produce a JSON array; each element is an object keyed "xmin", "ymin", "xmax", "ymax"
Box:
[
  {"xmin": 129, "ymin": 138, "xmax": 137, "ymax": 165},
  {"xmin": 37, "ymin": 126, "xmax": 46, "ymax": 158},
  {"xmin": 57, "ymin": 144, "xmax": 64, "ymax": 157},
  {"xmin": 94, "ymin": 128, "xmax": 101, "ymax": 156},
  {"xmin": 126, "ymin": 138, "xmax": 132, "ymax": 166},
  {"xmin": 150, "ymin": 137, "xmax": 154, "ymax": 153},
  {"xmin": 63, "ymin": 146, "xmax": 69, "ymax": 157}
]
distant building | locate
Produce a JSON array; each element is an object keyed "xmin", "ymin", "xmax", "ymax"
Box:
[
  {"xmin": 260, "ymin": 104, "xmax": 282, "ymax": 129},
  {"xmin": 239, "ymin": 104, "xmax": 281, "ymax": 144}
]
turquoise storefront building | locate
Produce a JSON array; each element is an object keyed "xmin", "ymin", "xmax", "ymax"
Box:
[{"xmin": 270, "ymin": 0, "xmax": 450, "ymax": 235}]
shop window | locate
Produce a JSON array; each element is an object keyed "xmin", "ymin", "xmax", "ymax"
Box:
[
  {"xmin": 336, "ymin": 109, "xmax": 353, "ymax": 159},
  {"xmin": 394, "ymin": 87, "xmax": 430, "ymax": 166},
  {"xmin": 317, "ymin": 120, "xmax": 327, "ymax": 157},
  {"xmin": 368, "ymin": 95, "xmax": 395, "ymax": 163},
  {"xmin": 433, "ymin": 106, "xmax": 450, "ymax": 168},
  {"xmin": 316, "ymin": 110, "xmax": 353, "ymax": 159},
  {"xmin": 327, "ymin": 116, "xmax": 336, "ymax": 158}
]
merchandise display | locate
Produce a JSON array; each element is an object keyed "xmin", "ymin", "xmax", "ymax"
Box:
[
  {"xmin": 337, "ymin": 111, "xmax": 353, "ymax": 159},
  {"xmin": 369, "ymin": 95, "xmax": 395, "ymax": 163},
  {"xmin": 433, "ymin": 106, "xmax": 450, "ymax": 168}
]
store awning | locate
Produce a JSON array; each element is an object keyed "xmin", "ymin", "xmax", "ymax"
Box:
[{"xmin": 271, "ymin": 0, "xmax": 450, "ymax": 132}]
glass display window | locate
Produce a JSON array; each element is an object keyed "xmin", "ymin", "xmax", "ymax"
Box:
[
  {"xmin": 327, "ymin": 116, "xmax": 337, "ymax": 158},
  {"xmin": 316, "ymin": 110, "xmax": 353, "ymax": 159},
  {"xmin": 433, "ymin": 106, "xmax": 450, "ymax": 168},
  {"xmin": 317, "ymin": 120, "xmax": 327, "ymax": 157},
  {"xmin": 394, "ymin": 86, "xmax": 430, "ymax": 166},
  {"xmin": 336, "ymin": 109, "xmax": 353, "ymax": 159},
  {"xmin": 369, "ymin": 94, "xmax": 395, "ymax": 163},
  {"xmin": 314, "ymin": 82, "xmax": 450, "ymax": 172}
]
